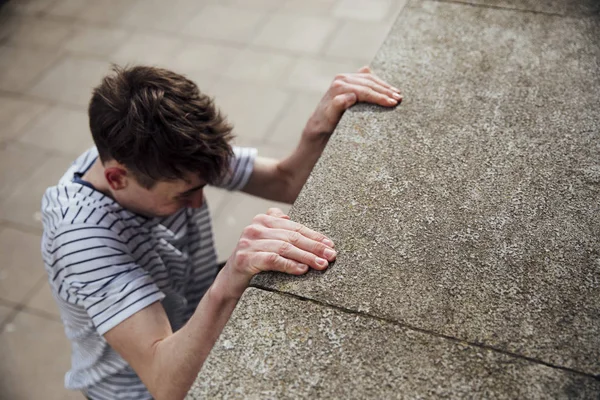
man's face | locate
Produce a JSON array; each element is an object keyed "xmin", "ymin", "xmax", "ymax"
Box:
[{"xmin": 116, "ymin": 171, "xmax": 207, "ymax": 218}]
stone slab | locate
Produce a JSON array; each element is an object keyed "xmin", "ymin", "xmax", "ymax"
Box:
[
  {"xmin": 448, "ymin": 0, "xmax": 600, "ymax": 17},
  {"xmin": 187, "ymin": 288, "xmax": 600, "ymax": 399},
  {"xmin": 254, "ymin": 0, "xmax": 600, "ymax": 375}
]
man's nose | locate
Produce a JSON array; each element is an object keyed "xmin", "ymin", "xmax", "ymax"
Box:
[{"xmin": 188, "ymin": 191, "xmax": 204, "ymax": 209}]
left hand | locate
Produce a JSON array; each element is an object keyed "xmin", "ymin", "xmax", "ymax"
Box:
[{"xmin": 303, "ymin": 66, "xmax": 402, "ymax": 140}]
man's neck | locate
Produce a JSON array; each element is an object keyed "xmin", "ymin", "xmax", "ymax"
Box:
[{"xmin": 82, "ymin": 158, "xmax": 112, "ymax": 196}]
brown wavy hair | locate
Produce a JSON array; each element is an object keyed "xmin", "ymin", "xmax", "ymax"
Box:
[{"xmin": 88, "ymin": 65, "xmax": 234, "ymax": 188}]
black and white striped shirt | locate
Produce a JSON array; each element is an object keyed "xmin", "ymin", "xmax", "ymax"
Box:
[{"xmin": 40, "ymin": 146, "xmax": 256, "ymax": 400}]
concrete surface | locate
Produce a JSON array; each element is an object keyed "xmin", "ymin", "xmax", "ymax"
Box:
[
  {"xmin": 256, "ymin": 0, "xmax": 600, "ymax": 378},
  {"xmin": 0, "ymin": 0, "xmax": 407, "ymax": 399},
  {"xmin": 152, "ymin": 1, "xmax": 599, "ymax": 398},
  {"xmin": 451, "ymin": 0, "xmax": 600, "ymax": 16},
  {"xmin": 188, "ymin": 288, "xmax": 600, "ymax": 399}
]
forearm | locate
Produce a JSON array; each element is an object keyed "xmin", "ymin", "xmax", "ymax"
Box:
[
  {"xmin": 148, "ymin": 267, "xmax": 249, "ymax": 400},
  {"xmin": 241, "ymin": 133, "xmax": 329, "ymax": 204},
  {"xmin": 277, "ymin": 132, "xmax": 329, "ymax": 203}
]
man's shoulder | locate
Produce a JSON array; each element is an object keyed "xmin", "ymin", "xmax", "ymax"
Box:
[
  {"xmin": 41, "ymin": 147, "xmax": 126, "ymax": 234},
  {"xmin": 41, "ymin": 181, "xmax": 120, "ymax": 233}
]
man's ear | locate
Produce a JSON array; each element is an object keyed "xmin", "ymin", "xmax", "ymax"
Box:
[{"xmin": 105, "ymin": 167, "xmax": 129, "ymax": 191}]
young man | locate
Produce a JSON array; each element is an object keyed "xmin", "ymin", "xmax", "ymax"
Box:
[{"xmin": 41, "ymin": 65, "xmax": 401, "ymax": 400}]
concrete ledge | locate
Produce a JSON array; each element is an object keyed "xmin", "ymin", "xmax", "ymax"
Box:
[
  {"xmin": 254, "ymin": 0, "xmax": 600, "ymax": 376},
  {"xmin": 189, "ymin": 0, "xmax": 600, "ymax": 396},
  {"xmin": 187, "ymin": 288, "xmax": 600, "ymax": 399}
]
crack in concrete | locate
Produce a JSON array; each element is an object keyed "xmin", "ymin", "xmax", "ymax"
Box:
[
  {"xmin": 431, "ymin": 0, "xmax": 578, "ymax": 18},
  {"xmin": 251, "ymin": 283, "xmax": 600, "ymax": 382}
]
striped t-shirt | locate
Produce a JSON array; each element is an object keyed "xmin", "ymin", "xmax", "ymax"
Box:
[{"xmin": 40, "ymin": 146, "xmax": 256, "ymax": 400}]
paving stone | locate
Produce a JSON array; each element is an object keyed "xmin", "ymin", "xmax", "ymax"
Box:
[
  {"xmin": 170, "ymin": 42, "xmax": 240, "ymax": 78},
  {"xmin": 204, "ymin": 186, "xmax": 229, "ymax": 219},
  {"xmin": 111, "ymin": 33, "xmax": 184, "ymax": 69},
  {"xmin": 0, "ymin": 153, "xmax": 74, "ymax": 230},
  {"xmin": 178, "ymin": 71, "xmax": 221, "ymax": 97},
  {"xmin": 26, "ymin": 280, "xmax": 60, "ymax": 318},
  {"xmin": 28, "ymin": 56, "xmax": 111, "ymax": 107},
  {"xmin": 255, "ymin": 0, "xmax": 600, "ymax": 376},
  {"xmin": 224, "ymin": 48, "xmax": 295, "ymax": 84},
  {"xmin": 252, "ymin": 14, "xmax": 337, "ymax": 54},
  {"xmin": 187, "ymin": 288, "xmax": 600, "ymax": 399},
  {"xmin": 2, "ymin": 16, "xmax": 74, "ymax": 48},
  {"xmin": 0, "ymin": 302, "xmax": 14, "ymax": 326},
  {"xmin": 279, "ymin": 0, "xmax": 337, "ymax": 16},
  {"xmin": 0, "ymin": 96, "xmax": 48, "ymax": 144},
  {"xmin": 266, "ymin": 91, "xmax": 323, "ymax": 149},
  {"xmin": 0, "ymin": 143, "xmax": 48, "ymax": 201},
  {"xmin": 63, "ymin": 26, "xmax": 130, "ymax": 57},
  {"xmin": 0, "ymin": 227, "xmax": 45, "ymax": 305},
  {"xmin": 228, "ymin": 0, "xmax": 281, "ymax": 11},
  {"xmin": 0, "ymin": 45, "xmax": 62, "ymax": 92},
  {"xmin": 332, "ymin": 0, "xmax": 395, "ymax": 21},
  {"xmin": 284, "ymin": 57, "xmax": 367, "ymax": 93},
  {"xmin": 76, "ymin": 0, "xmax": 139, "ymax": 24},
  {"xmin": 18, "ymin": 105, "xmax": 93, "ymax": 156},
  {"xmin": 45, "ymin": 0, "xmax": 92, "ymax": 18},
  {"xmin": 0, "ymin": 311, "xmax": 81, "ymax": 400},
  {"xmin": 4, "ymin": 0, "xmax": 55, "ymax": 15},
  {"xmin": 118, "ymin": 0, "xmax": 204, "ymax": 32},
  {"xmin": 183, "ymin": 5, "xmax": 268, "ymax": 45},
  {"xmin": 323, "ymin": 20, "xmax": 396, "ymax": 60},
  {"xmin": 211, "ymin": 79, "xmax": 290, "ymax": 141}
]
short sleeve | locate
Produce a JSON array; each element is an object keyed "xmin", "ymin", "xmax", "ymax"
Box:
[
  {"xmin": 214, "ymin": 146, "xmax": 257, "ymax": 191},
  {"xmin": 48, "ymin": 224, "xmax": 165, "ymax": 335}
]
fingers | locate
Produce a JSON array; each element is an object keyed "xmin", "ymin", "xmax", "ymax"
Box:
[
  {"xmin": 260, "ymin": 216, "xmax": 335, "ymax": 248},
  {"xmin": 362, "ymin": 72, "xmax": 401, "ymax": 94},
  {"xmin": 266, "ymin": 208, "xmax": 288, "ymax": 219},
  {"xmin": 331, "ymin": 74, "xmax": 401, "ymax": 107},
  {"xmin": 258, "ymin": 228, "xmax": 336, "ymax": 262},
  {"xmin": 347, "ymin": 76, "xmax": 402, "ymax": 103},
  {"xmin": 344, "ymin": 67, "xmax": 403, "ymax": 98},
  {"xmin": 354, "ymin": 67, "xmax": 400, "ymax": 93},
  {"xmin": 254, "ymin": 252, "xmax": 310, "ymax": 275},
  {"xmin": 336, "ymin": 81, "xmax": 397, "ymax": 107},
  {"xmin": 332, "ymin": 92, "xmax": 357, "ymax": 111},
  {"xmin": 239, "ymin": 214, "xmax": 336, "ymax": 276},
  {"xmin": 256, "ymin": 239, "xmax": 332, "ymax": 271}
]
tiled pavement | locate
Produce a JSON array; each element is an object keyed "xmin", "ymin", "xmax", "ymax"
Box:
[{"xmin": 0, "ymin": 0, "xmax": 407, "ymax": 398}]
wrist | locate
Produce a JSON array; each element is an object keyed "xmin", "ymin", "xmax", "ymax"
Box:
[
  {"xmin": 302, "ymin": 113, "xmax": 334, "ymax": 141},
  {"xmin": 301, "ymin": 126, "xmax": 331, "ymax": 147},
  {"xmin": 211, "ymin": 262, "xmax": 251, "ymax": 301}
]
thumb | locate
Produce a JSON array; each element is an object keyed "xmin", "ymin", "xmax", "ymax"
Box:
[
  {"xmin": 266, "ymin": 208, "xmax": 287, "ymax": 218},
  {"xmin": 332, "ymin": 92, "xmax": 358, "ymax": 111}
]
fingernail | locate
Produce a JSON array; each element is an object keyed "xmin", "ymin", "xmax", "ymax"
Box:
[
  {"xmin": 388, "ymin": 98, "xmax": 398, "ymax": 105},
  {"xmin": 317, "ymin": 257, "xmax": 328, "ymax": 267},
  {"xmin": 393, "ymin": 87, "xmax": 401, "ymax": 93},
  {"xmin": 323, "ymin": 238, "xmax": 334, "ymax": 247},
  {"xmin": 392, "ymin": 92, "xmax": 402, "ymax": 100},
  {"xmin": 324, "ymin": 248, "xmax": 336, "ymax": 260}
]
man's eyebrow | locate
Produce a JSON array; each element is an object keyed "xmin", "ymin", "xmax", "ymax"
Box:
[{"xmin": 179, "ymin": 183, "xmax": 206, "ymax": 196}]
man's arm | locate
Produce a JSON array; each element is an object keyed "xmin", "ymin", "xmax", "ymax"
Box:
[
  {"xmin": 104, "ymin": 271, "xmax": 240, "ymax": 400},
  {"xmin": 242, "ymin": 66, "xmax": 402, "ymax": 204},
  {"xmin": 104, "ymin": 208, "xmax": 337, "ymax": 400}
]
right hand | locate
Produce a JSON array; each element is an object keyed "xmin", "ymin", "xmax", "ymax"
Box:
[{"xmin": 224, "ymin": 208, "xmax": 336, "ymax": 287}]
